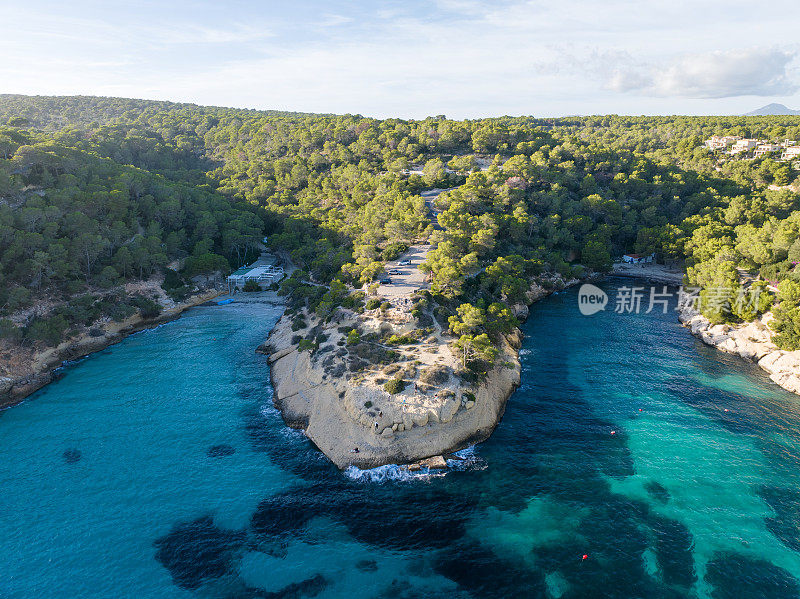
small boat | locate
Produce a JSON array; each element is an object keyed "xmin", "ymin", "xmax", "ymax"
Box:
[{"xmin": 217, "ymin": 298, "xmax": 235, "ymax": 305}]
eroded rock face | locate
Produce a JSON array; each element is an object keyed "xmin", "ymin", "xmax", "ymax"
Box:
[
  {"xmin": 265, "ymin": 276, "xmax": 576, "ymax": 469},
  {"xmin": 679, "ymin": 306, "xmax": 800, "ymax": 396},
  {"xmin": 265, "ymin": 310, "xmax": 521, "ymax": 469}
]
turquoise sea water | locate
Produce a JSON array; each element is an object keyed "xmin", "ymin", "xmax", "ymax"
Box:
[{"xmin": 4, "ymin": 282, "xmax": 800, "ymax": 598}]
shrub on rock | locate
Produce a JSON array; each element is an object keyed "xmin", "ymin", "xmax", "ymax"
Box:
[{"xmin": 384, "ymin": 378, "xmax": 406, "ymax": 394}]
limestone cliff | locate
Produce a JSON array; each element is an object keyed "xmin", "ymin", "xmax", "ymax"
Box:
[
  {"xmin": 264, "ymin": 310, "xmax": 521, "ymax": 469},
  {"xmin": 264, "ymin": 276, "xmax": 573, "ymax": 469},
  {"xmin": 679, "ymin": 305, "xmax": 800, "ymax": 395},
  {"xmin": 0, "ymin": 288, "xmax": 224, "ymax": 409}
]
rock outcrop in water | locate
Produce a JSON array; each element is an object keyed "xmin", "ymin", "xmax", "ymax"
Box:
[
  {"xmin": 679, "ymin": 304, "xmax": 800, "ymax": 395},
  {"xmin": 265, "ymin": 278, "xmax": 573, "ymax": 469}
]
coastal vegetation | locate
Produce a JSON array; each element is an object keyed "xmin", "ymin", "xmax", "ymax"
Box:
[{"xmin": 2, "ymin": 94, "xmax": 800, "ymax": 361}]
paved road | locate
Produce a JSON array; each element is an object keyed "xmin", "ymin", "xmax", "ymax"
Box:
[
  {"xmin": 420, "ymin": 187, "xmax": 455, "ymax": 230},
  {"xmin": 377, "ymin": 188, "xmax": 455, "ymax": 302},
  {"xmin": 379, "ymin": 244, "xmax": 431, "ymax": 301}
]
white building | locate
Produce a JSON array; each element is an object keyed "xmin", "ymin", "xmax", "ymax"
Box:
[
  {"xmin": 226, "ymin": 262, "xmax": 284, "ymax": 292},
  {"xmin": 729, "ymin": 139, "xmax": 759, "ymax": 155},
  {"xmin": 781, "ymin": 146, "xmax": 800, "ymax": 161},
  {"xmin": 754, "ymin": 143, "xmax": 781, "ymax": 158},
  {"xmin": 622, "ymin": 253, "xmax": 655, "ymax": 264},
  {"xmin": 705, "ymin": 135, "xmax": 741, "ymax": 151}
]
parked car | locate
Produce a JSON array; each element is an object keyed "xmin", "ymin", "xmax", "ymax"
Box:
[
  {"xmin": 388, "ymin": 269, "xmax": 401, "ymax": 275},
  {"xmin": 379, "ymin": 277, "xmax": 391, "ymax": 284},
  {"xmin": 399, "ymin": 259, "xmax": 411, "ymax": 265}
]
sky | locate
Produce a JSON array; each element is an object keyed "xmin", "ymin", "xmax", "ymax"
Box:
[{"xmin": 1, "ymin": 0, "xmax": 799, "ymax": 118}]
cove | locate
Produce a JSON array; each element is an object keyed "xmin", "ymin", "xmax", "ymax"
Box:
[{"xmin": 3, "ymin": 280, "xmax": 800, "ymax": 598}]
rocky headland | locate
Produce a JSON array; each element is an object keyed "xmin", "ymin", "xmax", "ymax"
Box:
[
  {"xmin": 262, "ymin": 278, "xmax": 573, "ymax": 469},
  {"xmin": 679, "ymin": 304, "xmax": 800, "ymax": 395}
]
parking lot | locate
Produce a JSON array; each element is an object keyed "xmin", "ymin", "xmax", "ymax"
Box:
[{"xmin": 378, "ymin": 244, "xmax": 431, "ymax": 300}]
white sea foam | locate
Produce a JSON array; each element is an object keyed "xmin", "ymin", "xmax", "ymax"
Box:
[
  {"xmin": 446, "ymin": 446, "xmax": 487, "ymax": 471},
  {"xmin": 343, "ymin": 463, "xmax": 447, "ymax": 483},
  {"xmin": 138, "ymin": 321, "xmax": 173, "ymax": 334},
  {"xmin": 278, "ymin": 426, "xmax": 307, "ymax": 441},
  {"xmin": 343, "ymin": 446, "xmax": 486, "ymax": 482},
  {"xmin": 59, "ymin": 355, "xmax": 89, "ymax": 368}
]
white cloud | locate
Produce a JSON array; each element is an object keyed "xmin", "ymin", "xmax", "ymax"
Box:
[
  {"xmin": 317, "ymin": 14, "xmax": 353, "ymax": 28},
  {"xmin": 609, "ymin": 48, "xmax": 799, "ymax": 98},
  {"xmin": 608, "ymin": 70, "xmax": 652, "ymax": 94},
  {"xmin": 1, "ymin": 1, "xmax": 800, "ymax": 116},
  {"xmin": 150, "ymin": 23, "xmax": 273, "ymax": 45}
]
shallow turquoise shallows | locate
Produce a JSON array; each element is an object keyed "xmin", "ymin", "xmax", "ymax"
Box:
[{"xmin": 4, "ymin": 282, "xmax": 800, "ymax": 598}]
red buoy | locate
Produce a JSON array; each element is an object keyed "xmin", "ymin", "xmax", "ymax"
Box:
[
  {"xmin": 582, "ymin": 554, "xmax": 588, "ymax": 560},
  {"xmin": 610, "ymin": 431, "xmax": 616, "ymax": 435}
]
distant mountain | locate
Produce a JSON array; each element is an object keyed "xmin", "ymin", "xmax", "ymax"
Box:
[{"xmin": 744, "ymin": 103, "xmax": 800, "ymax": 116}]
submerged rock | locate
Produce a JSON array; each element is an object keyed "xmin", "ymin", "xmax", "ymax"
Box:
[
  {"xmin": 207, "ymin": 444, "xmax": 236, "ymax": 458},
  {"xmin": 261, "ymin": 574, "xmax": 327, "ymax": 599},
  {"xmin": 644, "ymin": 480, "xmax": 670, "ymax": 504},
  {"xmin": 355, "ymin": 559, "xmax": 378, "ymax": 572},
  {"xmin": 154, "ymin": 516, "xmax": 244, "ymax": 590},
  {"xmin": 63, "ymin": 448, "xmax": 82, "ymax": 464}
]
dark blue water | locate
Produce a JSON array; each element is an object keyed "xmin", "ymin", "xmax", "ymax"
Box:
[{"xmin": 4, "ymin": 282, "xmax": 800, "ymax": 598}]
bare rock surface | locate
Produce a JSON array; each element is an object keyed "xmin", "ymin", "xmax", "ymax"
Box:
[
  {"xmin": 267, "ymin": 308, "xmax": 521, "ymax": 469},
  {"xmin": 265, "ymin": 276, "xmax": 579, "ymax": 469},
  {"xmin": 679, "ymin": 305, "xmax": 800, "ymax": 395}
]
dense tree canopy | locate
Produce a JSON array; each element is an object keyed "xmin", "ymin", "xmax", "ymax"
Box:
[{"xmin": 2, "ymin": 95, "xmax": 800, "ymax": 350}]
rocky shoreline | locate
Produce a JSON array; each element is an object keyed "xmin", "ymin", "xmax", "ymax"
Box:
[
  {"xmin": 263, "ymin": 278, "xmax": 575, "ymax": 470},
  {"xmin": 610, "ymin": 263, "xmax": 684, "ymax": 285},
  {"xmin": 0, "ymin": 289, "xmax": 225, "ymax": 410},
  {"xmin": 678, "ymin": 305, "xmax": 800, "ymax": 395}
]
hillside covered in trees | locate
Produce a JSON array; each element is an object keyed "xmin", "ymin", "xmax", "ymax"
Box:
[{"xmin": 2, "ymin": 94, "xmax": 800, "ymax": 355}]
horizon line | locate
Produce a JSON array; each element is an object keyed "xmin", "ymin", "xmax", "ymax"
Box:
[{"xmin": 1, "ymin": 91, "xmax": 799, "ymax": 121}]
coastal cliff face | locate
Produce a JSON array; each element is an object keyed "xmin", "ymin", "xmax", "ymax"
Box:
[
  {"xmin": 678, "ymin": 305, "xmax": 800, "ymax": 395},
  {"xmin": 0, "ymin": 288, "xmax": 224, "ymax": 409},
  {"xmin": 264, "ymin": 278, "xmax": 571, "ymax": 469},
  {"xmin": 264, "ymin": 311, "xmax": 520, "ymax": 469}
]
